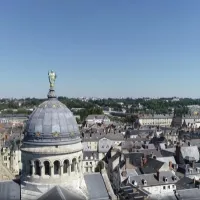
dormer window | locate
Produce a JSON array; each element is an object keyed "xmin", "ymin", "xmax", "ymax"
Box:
[
  {"xmin": 196, "ymin": 167, "xmax": 200, "ymax": 173},
  {"xmin": 85, "ymin": 156, "xmax": 88, "ymax": 160},
  {"xmin": 142, "ymin": 179, "xmax": 147, "ymax": 186},
  {"xmin": 163, "ymin": 177, "xmax": 168, "ymax": 183},
  {"xmin": 132, "ymin": 180, "xmax": 138, "ymax": 186},
  {"xmin": 172, "ymin": 176, "xmax": 177, "ymax": 181},
  {"xmin": 188, "ymin": 168, "xmax": 193, "ymax": 174}
]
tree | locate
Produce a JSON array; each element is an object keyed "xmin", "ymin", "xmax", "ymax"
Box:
[
  {"xmin": 95, "ymin": 161, "xmax": 105, "ymax": 172},
  {"xmin": 76, "ymin": 117, "xmax": 81, "ymax": 124}
]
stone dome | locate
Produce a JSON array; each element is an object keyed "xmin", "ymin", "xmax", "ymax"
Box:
[{"xmin": 23, "ymin": 88, "xmax": 81, "ymax": 146}]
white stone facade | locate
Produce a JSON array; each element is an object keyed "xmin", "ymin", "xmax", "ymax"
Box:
[
  {"xmin": 144, "ymin": 184, "xmax": 176, "ymax": 194},
  {"xmin": 1, "ymin": 147, "xmax": 21, "ymax": 175},
  {"xmin": 21, "ymin": 142, "xmax": 88, "ymax": 199},
  {"xmin": 139, "ymin": 115, "xmax": 173, "ymax": 126}
]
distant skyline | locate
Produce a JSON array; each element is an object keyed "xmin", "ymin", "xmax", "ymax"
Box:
[{"xmin": 1, "ymin": 1, "xmax": 200, "ymax": 98}]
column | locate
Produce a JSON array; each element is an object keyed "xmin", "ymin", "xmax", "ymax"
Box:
[
  {"xmin": 75, "ymin": 162, "xmax": 78, "ymax": 173},
  {"xmin": 32, "ymin": 162, "xmax": 35, "ymax": 176},
  {"xmin": 77, "ymin": 162, "xmax": 80, "ymax": 172},
  {"xmin": 68, "ymin": 164, "xmax": 71, "ymax": 176},
  {"xmin": 40, "ymin": 164, "xmax": 44, "ymax": 176},
  {"xmin": 30, "ymin": 164, "xmax": 33, "ymax": 176},
  {"xmin": 60, "ymin": 165, "xmax": 63, "ymax": 176},
  {"xmin": 50, "ymin": 165, "xmax": 54, "ymax": 176}
]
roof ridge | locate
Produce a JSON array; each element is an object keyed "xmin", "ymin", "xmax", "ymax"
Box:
[{"xmin": 56, "ymin": 186, "xmax": 66, "ymax": 200}]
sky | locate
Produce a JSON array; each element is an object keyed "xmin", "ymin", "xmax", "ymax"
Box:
[{"xmin": 0, "ymin": 0, "xmax": 200, "ymax": 99}]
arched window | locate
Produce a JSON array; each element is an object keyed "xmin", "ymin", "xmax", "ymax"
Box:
[
  {"xmin": 71, "ymin": 158, "xmax": 76, "ymax": 172},
  {"xmin": 63, "ymin": 160, "xmax": 69, "ymax": 174},
  {"xmin": 44, "ymin": 161, "xmax": 50, "ymax": 175},
  {"xmin": 54, "ymin": 160, "xmax": 60, "ymax": 175},
  {"xmin": 35, "ymin": 160, "xmax": 40, "ymax": 176}
]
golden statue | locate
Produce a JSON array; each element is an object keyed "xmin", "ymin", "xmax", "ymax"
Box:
[{"xmin": 48, "ymin": 70, "xmax": 57, "ymax": 89}]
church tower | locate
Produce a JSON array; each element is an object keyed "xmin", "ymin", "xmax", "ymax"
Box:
[{"xmin": 20, "ymin": 71, "xmax": 87, "ymax": 199}]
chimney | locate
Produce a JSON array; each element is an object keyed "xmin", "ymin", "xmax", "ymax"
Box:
[
  {"xmin": 192, "ymin": 160, "xmax": 195, "ymax": 168},
  {"xmin": 150, "ymin": 152, "xmax": 154, "ymax": 158},
  {"xmin": 176, "ymin": 143, "xmax": 181, "ymax": 164},
  {"xmin": 140, "ymin": 157, "xmax": 143, "ymax": 168},
  {"xmin": 169, "ymin": 161, "xmax": 173, "ymax": 169},
  {"xmin": 157, "ymin": 171, "xmax": 160, "ymax": 181},
  {"xmin": 143, "ymin": 157, "xmax": 147, "ymax": 165}
]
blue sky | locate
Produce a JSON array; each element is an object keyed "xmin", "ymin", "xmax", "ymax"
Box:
[{"xmin": 0, "ymin": 0, "xmax": 200, "ymax": 98}]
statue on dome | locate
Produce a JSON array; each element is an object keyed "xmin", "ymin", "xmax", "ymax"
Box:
[{"xmin": 48, "ymin": 70, "xmax": 57, "ymax": 89}]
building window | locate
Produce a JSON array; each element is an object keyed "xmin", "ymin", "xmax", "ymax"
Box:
[
  {"xmin": 86, "ymin": 167, "xmax": 88, "ymax": 172},
  {"xmin": 86, "ymin": 162, "xmax": 88, "ymax": 165},
  {"xmin": 71, "ymin": 158, "xmax": 76, "ymax": 172},
  {"xmin": 54, "ymin": 161, "xmax": 60, "ymax": 175},
  {"xmin": 163, "ymin": 186, "xmax": 166, "ymax": 190},
  {"xmin": 44, "ymin": 161, "xmax": 50, "ymax": 175},
  {"xmin": 35, "ymin": 160, "xmax": 40, "ymax": 176},
  {"xmin": 168, "ymin": 185, "xmax": 170, "ymax": 189},
  {"xmin": 172, "ymin": 185, "xmax": 175, "ymax": 189},
  {"xmin": 4, "ymin": 156, "xmax": 7, "ymax": 161},
  {"xmin": 63, "ymin": 160, "xmax": 69, "ymax": 174}
]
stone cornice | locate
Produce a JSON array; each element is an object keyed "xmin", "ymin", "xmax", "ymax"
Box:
[{"xmin": 21, "ymin": 146, "xmax": 83, "ymax": 155}]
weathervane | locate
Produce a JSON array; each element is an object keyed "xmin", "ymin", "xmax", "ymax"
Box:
[{"xmin": 48, "ymin": 70, "xmax": 57, "ymax": 89}]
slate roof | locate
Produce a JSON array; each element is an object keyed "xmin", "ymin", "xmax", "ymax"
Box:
[
  {"xmin": 138, "ymin": 149, "xmax": 162, "ymax": 158},
  {"xmin": 126, "ymin": 169, "xmax": 138, "ymax": 177},
  {"xmin": 176, "ymin": 188, "xmax": 200, "ymax": 200},
  {"xmin": 98, "ymin": 137, "xmax": 114, "ymax": 153},
  {"xmin": 23, "ymin": 95, "xmax": 81, "ymax": 146},
  {"xmin": 0, "ymin": 180, "xmax": 20, "ymax": 200},
  {"xmin": 141, "ymin": 158, "xmax": 165, "ymax": 174},
  {"xmin": 179, "ymin": 163, "xmax": 200, "ymax": 175},
  {"xmin": 21, "ymin": 182, "xmax": 42, "ymax": 193},
  {"xmin": 37, "ymin": 185, "xmax": 86, "ymax": 200},
  {"xmin": 176, "ymin": 177, "xmax": 196, "ymax": 190},
  {"xmin": 185, "ymin": 139, "xmax": 200, "ymax": 147},
  {"xmin": 118, "ymin": 185, "xmax": 148, "ymax": 200},
  {"xmin": 83, "ymin": 132, "xmax": 124, "ymax": 142},
  {"xmin": 84, "ymin": 173, "xmax": 109, "ymax": 200},
  {"xmin": 161, "ymin": 148, "xmax": 176, "ymax": 154},
  {"xmin": 156, "ymin": 156, "xmax": 176, "ymax": 165},
  {"xmin": 180, "ymin": 146, "xmax": 199, "ymax": 162},
  {"xmin": 124, "ymin": 152, "xmax": 144, "ymax": 167},
  {"xmin": 86, "ymin": 115, "xmax": 109, "ymax": 121},
  {"xmin": 129, "ymin": 171, "xmax": 179, "ymax": 187},
  {"xmin": 149, "ymin": 194, "xmax": 177, "ymax": 200}
]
